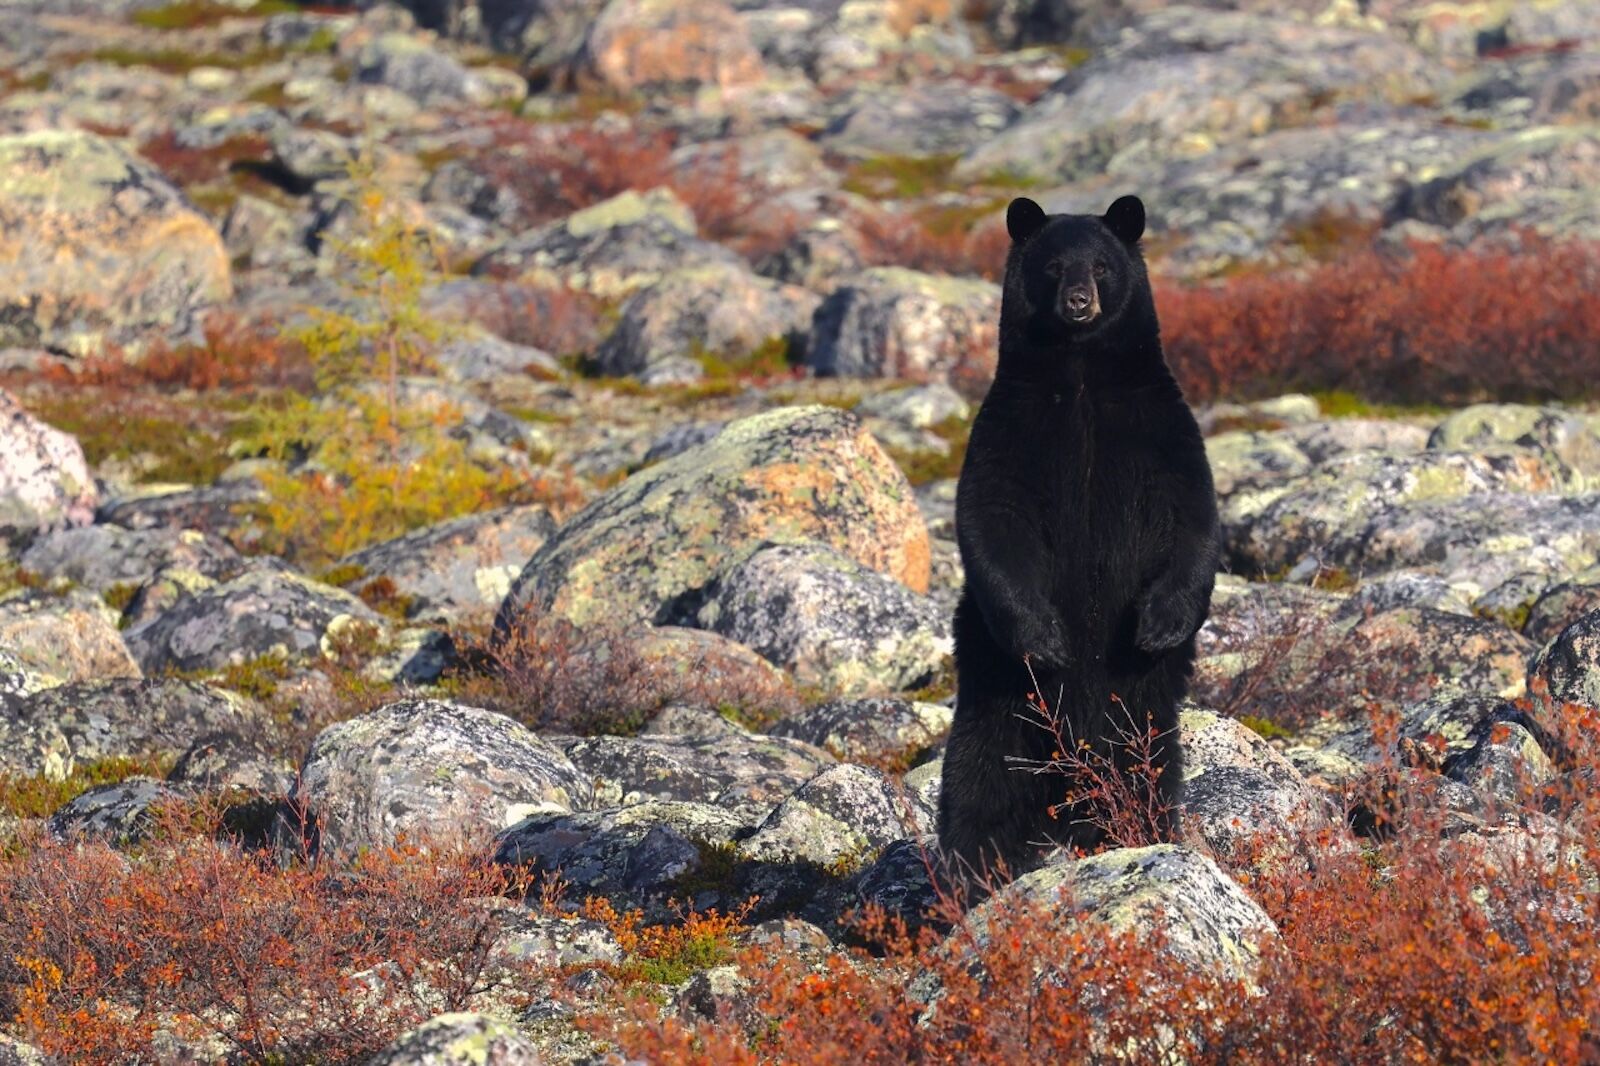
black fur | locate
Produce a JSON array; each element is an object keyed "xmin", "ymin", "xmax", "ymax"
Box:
[{"xmin": 937, "ymin": 195, "xmax": 1221, "ymax": 884}]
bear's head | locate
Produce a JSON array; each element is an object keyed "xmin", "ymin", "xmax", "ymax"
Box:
[{"xmin": 1001, "ymin": 195, "xmax": 1148, "ymax": 348}]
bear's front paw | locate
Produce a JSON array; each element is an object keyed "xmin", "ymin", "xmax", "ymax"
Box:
[
  {"xmin": 1014, "ymin": 615, "xmax": 1071, "ymax": 672},
  {"xmin": 1135, "ymin": 591, "xmax": 1197, "ymax": 654}
]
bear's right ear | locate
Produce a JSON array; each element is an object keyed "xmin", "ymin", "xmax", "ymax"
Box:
[{"xmin": 1006, "ymin": 197, "xmax": 1048, "ymax": 244}]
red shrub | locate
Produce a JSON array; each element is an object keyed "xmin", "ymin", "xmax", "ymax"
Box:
[
  {"xmin": 43, "ymin": 313, "xmax": 312, "ymax": 392},
  {"xmin": 0, "ymin": 825, "xmax": 529, "ymax": 1064},
  {"xmin": 1158, "ymin": 235, "xmax": 1600, "ymax": 404}
]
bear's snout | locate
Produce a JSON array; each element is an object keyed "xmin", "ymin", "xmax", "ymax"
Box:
[{"xmin": 1061, "ymin": 281, "xmax": 1101, "ymax": 323}]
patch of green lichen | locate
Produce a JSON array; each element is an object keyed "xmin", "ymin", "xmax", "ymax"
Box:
[
  {"xmin": 1475, "ymin": 600, "xmax": 1534, "ymax": 633},
  {"xmin": 0, "ymin": 754, "xmax": 174, "ymax": 821},
  {"xmin": 843, "ymin": 153, "xmax": 963, "ymax": 200},
  {"xmin": 1312, "ymin": 390, "xmax": 1448, "ymax": 421},
  {"xmin": 23, "ymin": 394, "xmax": 241, "ymax": 486},
  {"xmin": 1237, "ymin": 714, "xmax": 1294, "ymax": 741},
  {"xmin": 698, "ymin": 336, "xmax": 794, "ymax": 382},
  {"xmin": 131, "ymin": 0, "xmax": 301, "ymax": 30},
  {"xmin": 171, "ymin": 653, "xmax": 295, "ymax": 703}
]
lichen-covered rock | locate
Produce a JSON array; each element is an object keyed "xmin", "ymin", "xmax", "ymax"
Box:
[
  {"xmin": 807, "ymin": 268, "xmax": 1001, "ymax": 392},
  {"xmin": 1224, "ymin": 450, "xmax": 1573, "ymax": 577},
  {"xmin": 47, "ymin": 777, "xmax": 180, "ymax": 846},
  {"xmin": 1428, "ymin": 404, "xmax": 1600, "ymax": 486},
  {"xmin": 333, "ymin": 505, "xmax": 556, "ymax": 623},
  {"xmin": 1342, "ymin": 568, "xmax": 1478, "ymax": 619},
  {"xmin": 1205, "ymin": 430, "xmax": 1313, "ymax": 500},
  {"xmin": 96, "ymin": 479, "xmax": 268, "ymax": 535},
  {"xmin": 124, "ymin": 570, "xmax": 386, "ymax": 674},
  {"xmin": 356, "ymin": 32, "xmax": 497, "ymax": 105},
  {"xmin": 1281, "ymin": 418, "xmax": 1432, "ymax": 464},
  {"xmin": 0, "ymin": 130, "xmax": 231, "ymax": 355},
  {"xmin": 1397, "ymin": 125, "xmax": 1600, "ymax": 243},
  {"xmin": 769, "ymin": 697, "xmax": 952, "ymax": 765},
  {"xmin": 958, "ymin": 8, "xmax": 1435, "ymax": 184},
  {"xmin": 1445, "ymin": 718, "xmax": 1556, "ymax": 809},
  {"xmin": 822, "ymin": 83, "xmax": 1021, "ymax": 158},
  {"xmin": 561, "ymin": 732, "xmax": 834, "ymax": 814},
  {"xmin": 1179, "ymin": 706, "xmax": 1304, "ymax": 789},
  {"xmin": 433, "ymin": 335, "xmax": 562, "ymax": 383},
  {"xmin": 0, "ymin": 678, "xmax": 266, "ymax": 779},
  {"xmin": 855, "ymin": 382, "xmax": 971, "ymax": 430},
  {"xmin": 954, "ymin": 845, "xmax": 1277, "ymax": 983},
  {"xmin": 497, "ymin": 405, "xmax": 930, "ymax": 630},
  {"xmin": 365, "ymin": 1013, "xmax": 543, "ymax": 1066},
  {"xmin": 1529, "ymin": 607, "xmax": 1600, "ymax": 711},
  {"xmin": 1317, "ymin": 692, "xmax": 1513, "ymax": 770},
  {"xmin": 737, "ymin": 764, "xmax": 924, "ymax": 868},
  {"xmin": 756, "ymin": 219, "xmax": 866, "ymax": 291},
  {"xmin": 583, "ymin": 0, "xmax": 765, "ymax": 91},
  {"xmin": 853, "ymin": 836, "xmax": 943, "ymax": 927},
  {"xmin": 0, "ymin": 390, "xmax": 95, "ymax": 537},
  {"xmin": 18, "ymin": 525, "xmax": 241, "ymax": 593},
  {"xmin": 0, "ymin": 588, "xmax": 141, "ymax": 687},
  {"xmin": 483, "ymin": 902, "xmax": 623, "ymax": 969},
  {"xmin": 1182, "ymin": 765, "xmax": 1339, "ymax": 864},
  {"xmin": 630, "ymin": 624, "xmax": 800, "ymax": 716},
  {"xmin": 294, "ymin": 699, "xmax": 591, "ymax": 857},
  {"xmin": 1526, "ymin": 568, "xmax": 1600, "ymax": 644},
  {"xmin": 592, "ymin": 264, "xmax": 818, "ymax": 379},
  {"xmin": 494, "ymin": 800, "xmax": 748, "ymax": 904},
  {"xmin": 697, "ymin": 543, "xmax": 952, "ymax": 697},
  {"xmin": 474, "ymin": 188, "xmax": 740, "ymax": 298}
]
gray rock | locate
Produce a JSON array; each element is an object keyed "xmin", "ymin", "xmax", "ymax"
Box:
[
  {"xmin": 496, "ymin": 406, "xmax": 931, "ymax": 630},
  {"xmin": 954, "ymin": 845, "xmax": 1277, "ymax": 983},
  {"xmin": 1530, "ymin": 607, "xmax": 1600, "ymax": 710},
  {"xmin": 822, "ymin": 83, "xmax": 1020, "ymax": 157},
  {"xmin": 1318, "ymin": 692, "xmax": 1514, "ymax": 768},
  {"xmin": 852, "ymin": 836, "xmax": 943, "ymax": 928},
  {"xmin": 333, "ymin": 505, "xmax": 557, "ymax": 623},
  {"xmin": 0, "ymin": 389, "xmax": 96, "ymax": 537},
  {"xmin": 0, "ymin": 678, "xmax": 267, "ymax": 779},
  {"xmin": 18, "ymin": 525, "xmax": 241, "ymax": 593},
  {"xmin": 1526, "ymin": 569, "xmax": 1600, "ymax": 644},
  {"xmin": 433, "ymin": 335, "xmax": 562, "ymax": 383},
  {"xmin": 494, "ymin": 800, "xmax": 749, "ymax": 907},
  {"xmin": 738, "ymin": 764, "xmax": 924, "ymax": 868},
  {"xmin": 959, "ymin": 9, "xmax": 1436, "ymax": 185},
  {"xmin": 167, "ymin": 732, "xmax": 293, "ymax": 796},
  {"xmin": 1446, "ymin": 719, "xmax": 1556, "ymax": 809},
  {"xmin": 365, "ymin": 1013, "xmax": 543, "ymax": 1066},
  {"xmin": 474, "ymin": 189, "xmax": 741, "ymax": 298},
  {"xmin": 0, "ymin": 130, "xmax": 232, "ymax": 355},
  {"xmin": 1428, "ymin": 404, "xmax": 1600, "ymax": 487},
  {"xmin": 756, "ymin": 219, "xmax": 866, "ymax": 290},
  {"xmin": 582, "ymin": 0, "xmax": 765, "ymax": 93},
  {"xmin": 1182, "ymin": 764, "xmax": 1338, "ymax": 865},
  {"xmin": 356, "ymin": 32, "xmax": 493, "ymax": 105},
  {"xmin": 1281, "ymin": 419, "xmax": 1432, "ymax": 465},
  {"xmin": 485, "ymin": 903, "xmax": 623, "ymax": 969},
  {"xmin": 1178, "ymin": 706, "xmax": 1305, "ymax": 790},
  {"xmin": 769, "ymin": 697, "xmax": 951, "ymax": 765},
  {"xmin": 1396, "ymin": 125, "xmax": 1600, "ymax": 243},
  {"xmin": 1343, "ymin": 569, "xmax": 1478, "ymax": 619},
  {"xmin": 269, "ymin": 126, "xmax": 359, "ymax": 188},
  {"xmin": 698, "ymin": 542, "xmax": 952, "ymax": 696},
  {"xmin": 855, "ymin": 382, "xmax": 971, "ymax": 429},
  {"xmin": 47, "ymin": 777, "xmax": 180, "ymax": 845},
  {"xmin": 0, "ymin": 587, "xmax": 140, "ymax": 687},
  {"xmin": 807, "ymin": 268, "xmax": 1001, "ymax": 391},
  {"xmin": 593, "ymin": 263, "xmax": 817, "ymax": 379},
  {"xmin": 293, "ymin": 699, "xmax": 591, "ymax": 857},
  {"xmin": 124, "ymin": 570, "xmax": 386, "ymax": 674},
  {"xmin": 562, "ymin": 731, "xmax": 834, "ymax": 814},
  {"xmin": 1205, "ymin": 430, "xmax": 1312, "ymax": 500},
  {"xmin": 97, "ymin": 480, "xmax": 269, "ymax": 536}
]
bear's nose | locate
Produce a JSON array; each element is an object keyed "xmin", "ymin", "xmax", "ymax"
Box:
[{"xmin": 1065, "ymin": 288, "xmax": 1092, "ymax": 312}]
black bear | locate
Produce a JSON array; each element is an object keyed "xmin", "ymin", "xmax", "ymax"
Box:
[{"xmin": 937, "ymin": 194, "xmax": 1220, "ymax": 883}]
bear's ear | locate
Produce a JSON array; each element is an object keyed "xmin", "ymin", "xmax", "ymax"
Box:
[
  {"xmin": 1102, "ymin": 195, "xmax": 1145, "ymax": 244},
  {"xmin": 1006, "ymin": 197, "xmax": 1048, "ymax": 244}
]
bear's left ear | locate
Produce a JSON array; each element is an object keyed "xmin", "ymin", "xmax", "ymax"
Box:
[
  {"xmin": 1006, "ymin": 197, "xmax": 1048, "ymax": 244},
  {"xmin": 1102, "ymin": 195, "xmax": 1145, "ymax": 244}
]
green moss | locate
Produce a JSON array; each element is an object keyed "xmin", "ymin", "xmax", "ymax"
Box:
[
  {"xmin": 697, "ymin": 336, "xmax": 793, "ymax": 382},
  {"xmin": 0, "ymin": 754, "xmax": 174, "ymax": 820},
  {"xmin": 90, "ymin": 45, "xmax": 285, "ymax": 74},
  {"xmin": 316, "ymin": 562, "xmax": 368, "ymax": 587},
  {"xmin": 23, "ymin": 397, "xmax": 237, "ymax": 486},
  {"xmin": 102, "ymin": 582, "xmax": 140, "ymax": 619},
  {"xmin": 883, "ymin": 414, "xmax": 971, "ymax": 486},
  {"xmin": 1475, "ymin": 601, "xmax": 1534, "ymax": 633},
  {"xmin": 669, "ymin": 839, "xmax": 743, "ymax": 898},
  {"xmin": 131, "ymin": 0, "xmax": 301, "ymax": 30},
  {"xmin": 843, "ymin": 153, "xmax": 962, "ymax": 200},
  {"xmin": 171, "ymin": 653, "xmax": 295, "ymax": 702},
  {"xmin": 1312, "ymin": 390, "xmax": 1448, "ymax": 420},
  {"xmin": 1237, "ymin": 714, "xmax": 1293, "ymax": 741}
]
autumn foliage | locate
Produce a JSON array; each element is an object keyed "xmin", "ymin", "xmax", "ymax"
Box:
[{"xmin": 1158, "ymin": 234, "xmax": 1600, "ymax": 405}]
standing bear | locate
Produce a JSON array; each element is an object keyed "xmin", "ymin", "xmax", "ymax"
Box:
[{"xmin": 937, "ymin": 195, "xmax": 1220, "ymax": 882}]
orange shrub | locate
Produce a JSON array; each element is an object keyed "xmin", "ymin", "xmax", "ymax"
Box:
[
  {"xmin": 1158, "ymin": 235, "xmax": 1600, "ymax": 404},
  {"xmin": 0, "ymin": 826, "xmax": 530, "ymax": 1064},
  {"xmin": 42, "ymin": 312, "xmax": 312, "ymax": 392}
]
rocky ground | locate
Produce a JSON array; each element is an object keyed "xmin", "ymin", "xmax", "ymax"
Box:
[{"xmin": 2, "ymin": 0, "xmax": 1600, "ymax": 1063}]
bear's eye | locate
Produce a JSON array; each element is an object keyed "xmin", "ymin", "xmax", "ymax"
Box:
[{"xmin": 1092, "ymin": 261, "xmax": 1108, "ymax": 278}]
